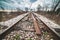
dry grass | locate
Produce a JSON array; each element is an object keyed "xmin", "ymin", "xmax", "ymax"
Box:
[
  {"xmin": 36, "ymin": 11, "xmax": 60, "ymax": 25},
  {"xmin": 0, "ymin": 11, "xmax": 25, "ymax": 22}
]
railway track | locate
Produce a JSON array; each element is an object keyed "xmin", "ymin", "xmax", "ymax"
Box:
[
  {"xmin": 33, "ymin": 13, "xmax": 60, "ymax": 38},
  {"xmin": 0, "ymin": 12, "xmax": 60, "ymax": 40},
  {"xmin": 33, "ymin": 13, "xmax": 60, "ymax": 40}
]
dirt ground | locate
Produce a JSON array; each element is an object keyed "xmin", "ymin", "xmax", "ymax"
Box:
[
  {"xmin": 36, "ymin": 11, "xmax": 60, "ymax": 25},
  {"xmin": 0, "ymin": 11, "xmax": 26, "ymax": 22},
  {"xmin": 1, "ymin": 11, "xmax": 60, "ymax": 25}
]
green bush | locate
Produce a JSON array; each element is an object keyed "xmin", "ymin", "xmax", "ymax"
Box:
[
  {"xmin": 28, "ymin": 38, "xmax": 32, "ymax": 40},
  {"xmin": 13, "ymin": 34, "xmax": 20, "ymax": 40}
]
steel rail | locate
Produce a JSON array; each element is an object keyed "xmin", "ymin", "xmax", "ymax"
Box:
[
  {"xmin": 31, "ymin": 13, "xmax": 42, "ymax": 35},
  {"xmin": 0, "ymin": 13, "xmax": 28, "ymax": 39}
]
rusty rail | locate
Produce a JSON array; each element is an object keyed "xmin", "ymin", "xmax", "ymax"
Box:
[
  {"xmin": 33, "ymin": 13, "xmax": 60, "ymax": 39},
  {"xmin": 31, "ymin": 13, "xmax": 42, "ymax": 35}
]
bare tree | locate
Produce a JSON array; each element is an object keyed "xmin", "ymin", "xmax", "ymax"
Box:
[
  {"xmin": 1, "ymin": 6, "xmax": 4, "ymax": 10},
  {"xmin": 53, "ymin": 0, "xmax": 60, "ymax": 11},
  {"xmin": 37, "ymin": 5, "xmax": 41, "ymax": 11},
  {"xmin": 25, "ymin": 7, "xmax": 28, "ymax": 12},
  {"xmin": 45, "ymin": 5, "xmax": 49, "ymax": 11},
  {"xmin": 17, "ymin": 8, "xmax": 22, "ymax": 12}
]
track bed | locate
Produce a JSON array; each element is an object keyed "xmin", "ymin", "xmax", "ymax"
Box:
[{"xmin": 1, "ymin": 13, "xmax": 60, "ymax": 40}]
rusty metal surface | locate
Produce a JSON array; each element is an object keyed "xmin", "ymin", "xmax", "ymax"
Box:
[
  {"xmin": 31, "ymin": 13, "xmax": 41, "ymax": 35},
  {"xmin": 34, "ymin": 13, "xmax": 60, "ymax": 38}
]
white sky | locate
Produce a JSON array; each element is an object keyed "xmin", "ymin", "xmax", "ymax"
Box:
[
  {"xmin": 0, "ymin": 0, "xmax": 54, "ymax": 10},
  {"xmin": 19, "ymin": 0, "xmax": 53, "ymax": 11}
]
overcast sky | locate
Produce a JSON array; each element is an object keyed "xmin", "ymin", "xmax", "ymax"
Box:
[{"xmin": 0, "ymin": 0, "xmax": 54, "ymax": 11}]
